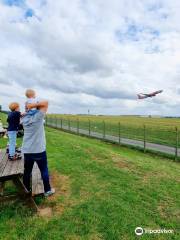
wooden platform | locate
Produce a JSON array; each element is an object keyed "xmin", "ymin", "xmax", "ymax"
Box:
[
  {"xmin": 0, "ymin": 149, "xmax": 45, "ymax": 211},
  {"xmin": 0, "ymin": 150, "xmax": 23, "ymax": 181}
]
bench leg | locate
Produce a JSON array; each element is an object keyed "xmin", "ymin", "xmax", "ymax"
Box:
[
  {"xmin": 0, "ymin": 181, "xmax": 17, "ymax": 203},
  {"xmin": 12, "ymin": 177, "xmax": 39, "ymax": 212},
  {"xmin": 0, "ymin": 177, "xmax": 39, "ymax": 212}
]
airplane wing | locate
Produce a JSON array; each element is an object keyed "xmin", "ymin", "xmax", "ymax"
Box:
[
  {"xmin": 152, "ymin": 90, "xmax": 163, "ymax": 95},
  {"xmin": 139, "ymin": 93, "xmax": 149, "ymax": 96}
]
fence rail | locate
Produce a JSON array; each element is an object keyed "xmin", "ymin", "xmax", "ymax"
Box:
[{"xmin": 45, "ymin": 117, "xmax": 180, "ymax": 160}]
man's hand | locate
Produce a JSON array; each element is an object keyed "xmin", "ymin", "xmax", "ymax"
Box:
[{"xmin": 26, "ymin": 103, "xmax": 37, "ymax": 110}]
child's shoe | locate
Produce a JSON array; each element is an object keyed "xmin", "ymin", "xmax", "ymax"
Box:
[
  {"xmin": 15, "ymin": 147, "xmax": 21, "ymax": 154},
  {"xmin": 8, "ymin": 155, "xmax": 14, "ymax": 161},
  {"xmin": 15, "ymin": 153, "xmax": 22, "ymax": 160},
  {"xmin": 8, "ymin": 154, "xmax": 22, "ymax": 161}
]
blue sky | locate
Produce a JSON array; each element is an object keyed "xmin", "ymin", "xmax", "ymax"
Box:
[
  {"xmin": 3, "ymin": 0, "xmax": 24, "ymax": 6},
  {"xmin": 0, "ymin": 0, "xmax": 180, "ymax": 115},
  {"xmin": 3, "ymin": 0, "xmax": 35, "ymax": 18}
]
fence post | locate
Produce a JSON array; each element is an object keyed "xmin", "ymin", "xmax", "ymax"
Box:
[
  {"xmin": 77, "ymin": 119, "xmax": 79, "ymax": 134},
  {"xmin": 55, "ymin": 117, "xmax": 58, "ymax": 128},
  {"xmin": 103, "ymin": 121, "xmax": 106, "ymax": 139},
  {"xmin": 175, "ymin": 127, "xmax": 178, "ymax": 160},
  {"xmin": 61, "ymin": 118, "xmax": 63, "ymax": 129},
  {"xmin": 76, "ymin": 119, "xmax": 78, "ymax": 134},
  {"xmin": 68, "ymin": 119, "xmax": 70, "ymax": 131},
  {"xmin": 89, "ymin": 120, "xmax": 91, "ymax": 136},
  {"xmin": 144, "ymin": 125, "xmax": 146, "ymax": 153},
  {"xmin": 118, "ymin": 122, "xmax": 121, "ymax": 144}
]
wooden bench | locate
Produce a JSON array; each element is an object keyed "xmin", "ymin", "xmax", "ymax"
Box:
[{"xmin": 0, "ymin": 149, "xmax": 44, "ymax": 211}]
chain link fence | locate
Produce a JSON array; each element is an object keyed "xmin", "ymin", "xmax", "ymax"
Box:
[{"xmin": 45, "ymin": 117, "xmax": 180, "ymax": 160}]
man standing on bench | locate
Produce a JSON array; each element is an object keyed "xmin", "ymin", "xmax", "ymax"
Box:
[{"xmin": 21, "ymin": 100, "xmax": 55, "ymax": 197}]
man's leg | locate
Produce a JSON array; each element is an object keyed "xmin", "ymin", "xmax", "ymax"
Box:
[
  {"xmin": 35, "ymin": 151, "xmax": 51, "ymax": 193},
  {"xmin": 23, "ymin": 154, "xmax": 34, "ymax": 192}
]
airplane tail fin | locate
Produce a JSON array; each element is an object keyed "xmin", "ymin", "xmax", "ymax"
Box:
[{"xmin": 137, "ymin": 94, "xmax": 144, "ymax": 99}]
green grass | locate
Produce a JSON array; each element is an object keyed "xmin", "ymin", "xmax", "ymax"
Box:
[
  {"xmin": 0, "ymin": 127, "xmax": 180, "ymax": 240},
  {"xmin": 0, "ymin": 112, "xmax": 7, "ymax": 125},
  {"xmin": 47, "ymin": 114, "xmax": 180, "ymax": 147}
]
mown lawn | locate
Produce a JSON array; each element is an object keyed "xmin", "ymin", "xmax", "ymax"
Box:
[{"xmin": 0, "ymin": 127, "xmax": 179, "ymax": 240}]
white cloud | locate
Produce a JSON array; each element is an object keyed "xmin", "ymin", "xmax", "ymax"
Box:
[{"xmin": 0, "ymin": 0, "xmax": 180, "ymax": 115}]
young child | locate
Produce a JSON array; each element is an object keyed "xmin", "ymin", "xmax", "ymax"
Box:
[
  {"xmin": 25, "ymin": 89, "xmax": 39, "ymax": 115},
  {"xmin": 25, "ymin": 89, "xmax": 46, "ymax": 124},
  {"xmin": 7, "ymin": 102, "xmax": 22, "ymax": 160}
]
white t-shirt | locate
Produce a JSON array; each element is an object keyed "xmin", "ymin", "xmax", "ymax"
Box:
[{"xmin": 26, "ymin": 97, "xmax": 38, "ymax": 110}]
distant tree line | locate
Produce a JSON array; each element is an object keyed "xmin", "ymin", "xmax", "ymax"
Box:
[{"xmin": 0, "ymin": 105, "xmax": 9, "ymax": 114}]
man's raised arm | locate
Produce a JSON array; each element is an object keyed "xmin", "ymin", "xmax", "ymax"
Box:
[{"xmin": 27, "ymin": 101, "xmax": 49, "ymax": 113}]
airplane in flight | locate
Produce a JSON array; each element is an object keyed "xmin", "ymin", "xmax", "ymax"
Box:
[{"xmin": 137, "ymin": 90, "xmax": 163, "ymax": 99}]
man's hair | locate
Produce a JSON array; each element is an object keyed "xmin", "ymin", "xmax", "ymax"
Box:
[
  {"xmin": 9, "ymin": 102, "xmax": 19, "ymax": 112},
  {"xmin": 25, "ymin": 89, "xmax": 35, "ymax": 98}
]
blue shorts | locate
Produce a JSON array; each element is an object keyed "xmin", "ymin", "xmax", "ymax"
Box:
[{"xmin": 26, "ymin": 109, "xmax": 38, "ymax": 116}]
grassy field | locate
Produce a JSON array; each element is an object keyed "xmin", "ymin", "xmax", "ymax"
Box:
[
  {"xmin": 48, "ymin": 114, "xmax": 180, "ymax": 128},
  {"xmin": 0, "ymin": 123, "xmax": 180, "ymax": 239},
  {"xmin": 47, "ymin": 114, "xmax": 180, "ymax": 147},
  {"xmin": 2, "ymin": 112, "xmax": 180, "ymax": 147}
]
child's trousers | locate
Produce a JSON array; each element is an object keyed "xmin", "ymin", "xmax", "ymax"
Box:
[{"xmin": 8, "ymin": 131, "xmax": 17, "ymax": 157}]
